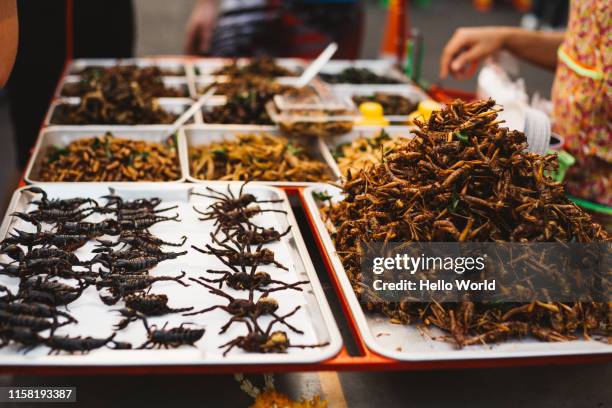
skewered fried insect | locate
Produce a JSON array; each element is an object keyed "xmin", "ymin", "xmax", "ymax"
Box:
[
  {"xmin": 113, "ymin": 293, "xmax": 194, "ymax": 330},
  {"xmin": 185, "ymin": 279, "xmax": 303, "ymax": 334},
  {"xmin": 45, "ymin": 332, "xmax": 116, "ymax": 355},
  {"xmin": 322, "ymin": 98, "xmax": 611, "ymax": 347},
  {"xmin": 39, "ymin": 133, "xmax": 180, "ymax": 182},
  {"xmin": 0, "ymin": 326, "xmax": 45, "ymax": 353},
  {"xmin": 0, "ymin": 310, "xmax": 71, "ymax": 333},
  {"xmin": 95, "ymin": 234, "xmax": 186, "ymax": 254},
  {"xmin": 353, "ymin": 93, "xmax": 418, "ymax": 115},
  {"xmin": 320, "ymin": 67, "xmax": 401, "ymax": 84},
  {"xmin": 138, "ymin": 320, "xmax": 205, "ymax": 349},
  {"xmin": 57, "ymin": 219, "xmax": 117, "ymax": 238},
  {"xmin": 1, "ymin": 246, "xmax": 86, "ymax": 267},
  {"xmin": 62, "ymin": 65, "xmax": 188, "ymax": 98},
  {"xmin": 2, "ymin": 229, "xmax": 90, "ymax": 252},
  {"xmin": 24, "ymin": 187, "xmax": 99, "ymax": 211},
  {"xmin": 96, "ymin": 250, "xmax": 187, "ymax": 273},
  {"xmin": 114, "ymin": 214, "xmax": 180, "ymax": 232},
  {"xmin": 12, "ymin": 207, "xmax": 94, "ymax": 224},
  {"xmin": 18, "ymin": 278, "xmax": 87, "ymax": 306},
  {"xmin": 220, "ymin": 314, "xmax": 328, "ymax": 356},
  {"xmin": 189, "ymin": 133, "xmax": 333, "ymax": 182},
  {"xmin": 193, "ymin": 239, "xmax": 288, "ymax": 271},
  {"xmin": 97, "ymin": 271, "xmax": 189, "ymax": 305}
]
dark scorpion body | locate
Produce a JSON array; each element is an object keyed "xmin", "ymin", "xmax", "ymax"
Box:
[
  {"xmin": 0, "ymin": 300, "xmax": 77, "ymax": 323},
  {"xmin": 97, "ymin": 271, "xmax": 189, "ymax": 305},
  {"xmin": 18, "ymin": 278, "xmax": 86, "ymax": 306},
  {"xmin": 102, "ymin": 196, "xmax": 164, "ymax": 211},
  {"xmin": 45, "ymin": 333, "xmax": 116, "ymax": 355},
  {"xmin": 139, "ymin": 320, "xmax": 205, "ymax": 349},
  {"xmin": 185, "ymin": 279, "xmax": 303, "ymax": 334},
  {"xmin": 12, "ymin": 207, "xmax": 94, "ymax": 224},
  {"xmin": 0, "ymin": 326, "xmax": 45, "ymax": 352},
  {"xmin": 0, "ymin": 309, "xmax": 71, "ymax": 332},
  {"xmin": 114, "ymin": 293, "xmax": 193, "ymax": 330},
  {"xmin": 95, "ymin": 250, "xmax": 187, "ymax": 273},
  {"xmin": 58, "ymin": 220, "xmax": 117, "ymax": 238},
  {"xmin": 95, "ymin": 233, "xmax": 186, "ymax": 254},
  {"xmin": 25, "ymin": 187, "xmax": 98, "ymax": 211},
  {"xmin": 1, "ymin": 245, "xmax": 85, "ymax": 266},
  {"xmin": 2, "ymin": 229, "xmax": 89, "ymax": 251},
  {"xmin": 220, "ymin": 315, "xmax": 328, "ymax": 356}
]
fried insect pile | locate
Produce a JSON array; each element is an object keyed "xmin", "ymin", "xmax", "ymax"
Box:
[
  {"xmin": 189, "ymin": 183, "xmax": 328, "ymax": 355},
  {"xmin": 62, "ymin": 65, "xmax": 188, "ymax": 98},
  {"xmin": 321, "ymin": 99, "xmax": 611, "ymax": 348},
  {"xmin": 39, "ymin": 133, "xmax": 181, "ymax": 182},
  {"xmin": 189, "ymin": 132, "xmax": 333, "ymax": 182},
  {"xmin": 320, "ymin": 67, "xmax": 401, "ymax": 84},
  {"xmin": 212, "ymin": 58, "xmax": 297, "ymax": 77},
  {"xmin": 0, "ymin": 187, "xmax": 191, "ymax": 354}
]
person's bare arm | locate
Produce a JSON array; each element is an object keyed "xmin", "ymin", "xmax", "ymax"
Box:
[
  {"xmin": 0, "ymin": 0, "xmax": 17, "ymax": 87},
  {"xmin": 440, "ymin": 27, "xmax": 565, "ymax": 79},
  {"xmin": 184, "ymin": 0, "xmax": 219, "ymax": 55}
]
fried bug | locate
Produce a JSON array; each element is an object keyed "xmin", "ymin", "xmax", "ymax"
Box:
[
  {"xmin": 138, "ymin": 319, "xmax": 205, "ymax": 349},
  {"xmin": 24, "ymin": 187, "xmax": 98, "ymax": 211},
  {"xmin": 102, "ymin": 196, "xmax": 164, "ymax": 211},
  {"xmin": 0, "ymin": 310, "xmax": 71, "ymax": 332},
  {"xmin": 58, "ymin": 219, "xmax": 117, "ymax": 238},
  {"xmin": 1, "ymin": 246, "xmax": 87, "ymax": 267},
  {"xmin": 0, "ymin": 326, "xmax": 45, "ymax": 352},
  {"xmin": 0, "ymin": 258, "xmax": 74, "ymax": 280},
  {"xmin": 0, "ymin": 300, "xmax": 77, "ymax": 324},
  {"xmin": 113, "ymin": 293, "xmax": 193, "ymax": 330},
  {"xmin": 97, "ymin": 271, "xmax": 189, "ymax": 305},
  {"xmin": 45, "ymin": 332, "xmax": 116, "ymax": 355},
  {"xmin": 95, "ymin": 233, "xmax": 186, "ymax": 253},
  {"xmin": 193, "ymin": 205, "xmax": 286, "ymax": 228},
  {"xmin": 191, "ymin": 182, "xmax": 283, "ymax": 213},
  {"xmin": 18, "ymin": 278, "xmax": 87, "ymax": 306},
  {"xmin": 1, "ymin": 229, "xmax": 90, "ymax": 251},
  {"xmin": 185, "ymin": 279, "xmax": 303, "ymax": 334},
  {"xmin": 193, "ymin": 235, "xmax": 288, "ymax": 270},
  {"xmin": 12, "ymin": 207, "xmax": 94, "ymax": 224},
  {"xmin": 216, "ymin": 223, "xmax": 291, "ymax": 246},
  {"xmin": 114, "ymin": 214, "xmax": 180, "ymax": 232},
  {"xmin": 220, "ymin": 314, "xmax": 328, "ymax": 356},
  {"xmin": 96, "ymin": 250, "xmax": 187, "ymax": 273}
]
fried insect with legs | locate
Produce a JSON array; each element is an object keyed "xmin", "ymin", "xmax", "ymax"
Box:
[
  {"xmin": 138, "ymin": 319, "xmax": 205, "ymax": 349},
  {"xmin": 114, "ymin": 293, "xmax": 193, "ymax": 330}
]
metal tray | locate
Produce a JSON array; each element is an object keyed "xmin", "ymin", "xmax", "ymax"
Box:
[
  {"xmin": 0, "ymin": 183, "xmax": 342, "ymax": 366},
  {"xmin": 44, "ymin": 97, "xmax": 201, "ymax": 127},
  {"xmin": 302, "ymin": 184, "xmax": 612, "ymax": 362},
  {"xmin": 182, "ymin": 125, "xmax": 337, "ymax": 187},
  {"xmin": 56, "ymin": 76, "xmax": 195, "ymax": 99},
  {"xmin": 24, "ymin": 126, "xmax": 188, "ymax": 185},
  {"xmin": 334, "ymin": 84, "xmax": 430, "ymax": 124},
  {"xmin": 68, "ymin": 58, "xmax": 190, "ymax": 77},
  {"xmin": 319, "ymin": 60, "xmax": 410, "ymax": 85},
  {"xmin": 192, "ymin": 58, "xmax": 305, "ymax": 77},
  {"xmin": 318, "ymin": 126, "xmax": 416, "ymax": 179}
]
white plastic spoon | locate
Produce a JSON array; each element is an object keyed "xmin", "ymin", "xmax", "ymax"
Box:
[{"xmin": 295, "ymin": 42, "xmax": 338, "ymax": 88}]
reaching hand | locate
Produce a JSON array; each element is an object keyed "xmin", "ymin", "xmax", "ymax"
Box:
[
  {"xmin": 184, "ymin": 0, "xmax": 218, "ymax": 55},
  {"xmin": 439, "ymin": 27, "xmax": 510, "ymax": 80}
]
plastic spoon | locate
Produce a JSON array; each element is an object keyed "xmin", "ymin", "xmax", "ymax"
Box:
[
  {"xmin": 166, "ymin": 87, "xmax": 217, "ymax": 137},
  {"xmin": 295, "ymin": 42, "xmax": 338, "ymax": 88}
]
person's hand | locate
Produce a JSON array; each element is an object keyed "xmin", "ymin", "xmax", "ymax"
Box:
[
  {"xmin": 440, "ymin": 27, "xmax": 511, "ymax": 80},
  {"xmin": 184, "ymin": 0, "xmax": 218, "ymax": 55}
]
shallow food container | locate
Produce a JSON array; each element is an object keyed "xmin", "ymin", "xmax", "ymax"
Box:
[
  {"xmin": 318, "ymin": 125, "xmax": 416, "ymax": 179},
  {"xmin": 45, "ymin": 97, "xmax": 200, "ymax": 127},
  {"xmin": 24, "ymin": 126, "xmax": 188, "ymax": 184},
  {"xmin": 0, "ymin": 183, "xmax": 342, "ymax": 366},
  {"xmin": 319, "ymin": 60, "xmax": 410, "ymax": 85},
  {"xmin": 335, "ymin": 84, "xmax": 430, "ymax": 124},
  {"xmin": 68, "ymin": 58, "xmax": 189, "ymax": 77},
  {"xmin": 57, "ymin": 75, "xmax": 194, "ymax": 99},
  {"xmin": 193, "ymin": 57, "xmax": 305, "ymax": 77},
  {"xmin": 182, "ymin": 125, "xmax": 337, "ymax": 187},
  {"xmin": 302, "ymin": 184, "xmax": 612, "ymax": 362},
  {"xmin": 194, "ymin": 76, "xmax": 299, "ymax": 97}
]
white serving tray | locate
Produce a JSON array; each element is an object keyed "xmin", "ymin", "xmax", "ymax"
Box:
[
  {"xmin": 44, "ymin": 98, "xmax": 200, "ymax": 127},
  {"xmin": 182, "ymin": 125, "xmax": 337, "ymax": 187},
  {"xmin": 302, "ymin": 184, "xmax": 612, "ymax": 362},
  {"xmin": 317, "ymin": 126, "xmax": 416, "ymax": 179},
  {"xmin": 0, "ymin": 183, "xmax": 342, "ymax": 366},
  {"xmin": 24, "ymin": 126, "xmax": 188, "ymax": 185}
]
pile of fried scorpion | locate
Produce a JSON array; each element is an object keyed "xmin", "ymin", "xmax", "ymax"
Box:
[
  {"xmin": 0, "ymin": 184, "xmax": 325, "ymax": 355},
  {"xmin": 321, "ymin": 99, "xmax": 611, "ymax": 348}
]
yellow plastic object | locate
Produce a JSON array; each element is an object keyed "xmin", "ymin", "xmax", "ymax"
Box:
[
  {"xmin": 407, "ymin": 100, "xmax": 442, "ymax": 125},
  {"xmin": 357, "ymin": 102, "xmax": 389, "ymax": 126}
]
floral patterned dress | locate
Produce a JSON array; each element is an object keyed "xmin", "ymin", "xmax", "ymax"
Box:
[{"xmin": 551, "ymin": 0, "xmax": 611, "ymax": 206}]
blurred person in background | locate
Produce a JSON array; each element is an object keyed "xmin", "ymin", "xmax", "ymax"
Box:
[
  {"xmin": 184, "ymin": 0, "xmax": 363, "ymax": 59},
  {"xmin": 0, "ymin": 0, "xmax": 17, "ymax": 87},
  {"xmin": 440, "ymin": 0, "xmax": 610, "ymax": 207},
  {"xmin": 6, "ymin": 0, "xmax": 134, "ymax": 168}
]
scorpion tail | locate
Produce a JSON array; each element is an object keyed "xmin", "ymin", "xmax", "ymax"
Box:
[{"xmin": 24, "ymin": 186, "xmax": 47, "ymax": 201}]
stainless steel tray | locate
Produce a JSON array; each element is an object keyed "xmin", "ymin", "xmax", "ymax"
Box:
[
  {"xmin": 318, "ymin": 126, "xmax": 416, "ymax": 179},
  {"xmin": 182, "ymin": 125, "xmax": 336, "ymax": 187},
  {"xmin": 0, "ymin": 183, "xmax": 342, "ymax": 366},
  {"xmin": 44, "ymin": 97, "xmax": 201, "ymax": 127},
  {"xmin": 302, "ymin": 184, "xmax": 612, "ymax": 362},
  {"xmin": 24, "ymin": 126, "xmax": 188, "ymax": 184}
]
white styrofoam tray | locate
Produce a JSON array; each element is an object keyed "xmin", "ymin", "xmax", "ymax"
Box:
[
  {"xmin": 0, "ymin": 183, "xmax": 342, "ymax": 366},
  {"xmin": 24, "ymin": 126, "xmax": 188, "ymax": 185},
  {"xmin": 182, "ymin": 125, "xmax": 337, "ymax": 187},
  {"xmin": 302, "ymin": 184, "xmax": 612, "ymax": 361}
]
